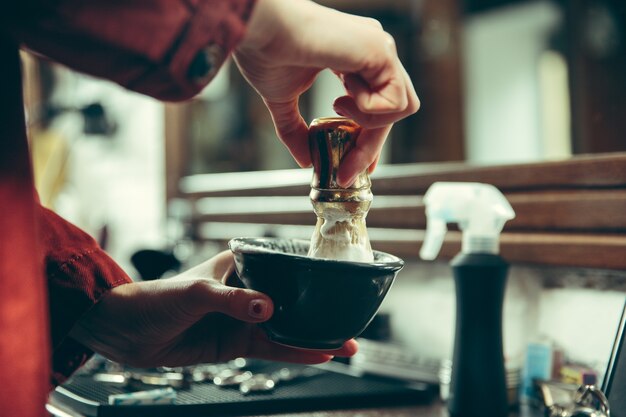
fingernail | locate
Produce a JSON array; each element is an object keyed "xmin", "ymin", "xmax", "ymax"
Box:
[
  {"xmin": 249, "ymin": 299, "xmax": 268, "ymax": 319},
  {"xmin": 333, "ymin": 104, "xmax": 347, "ymax": 117},
  {"xmin": 337, "ymin": 174, "xmax": 356, "ymax": 189}
]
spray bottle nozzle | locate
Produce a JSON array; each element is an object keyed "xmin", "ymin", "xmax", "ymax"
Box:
[{"xmin": 419, "ymin": 182, "xmax": 515, "ymax": 260}]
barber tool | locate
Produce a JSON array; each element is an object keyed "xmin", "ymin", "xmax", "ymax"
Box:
[
  {"xmin": 239, "ymin": 367, "xmax": 324, "ymax": 395},
  {"xmin": 307, "ymin": 117, "xmax": 373, "ymax": 262},
  {"xmin": 537, "ymin": 380, "xmax": 611, "ymax": 417},
  {"xmin": 190, "ymin": 357, "xmax": 249, "ymax": 383},
  {"xmin": 108, "ymin": 387, "xmax": 177, "ymax": 406},
  {"xmin": 92, "ymin": 357, "xmax": 249, "ymax": 389},
  {"xmin": 93, "ymin": 371, "xmax": 189, "ymax": 389},
  {"xmin": 212, "ymin": 369, "xmax": 254, "ymax": 387}
]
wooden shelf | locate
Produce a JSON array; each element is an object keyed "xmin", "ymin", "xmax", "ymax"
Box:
[{"xmin": 184, "ymin": 153, "xmax": 626, "ymax": 270}]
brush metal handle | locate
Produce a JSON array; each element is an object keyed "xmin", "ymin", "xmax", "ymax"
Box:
[{"xmin": 308, "ymin": 117, "xmax": 372, "ymax": 205}]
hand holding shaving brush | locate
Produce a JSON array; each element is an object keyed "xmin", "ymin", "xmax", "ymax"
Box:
[{"xmin": 229, "ymin": 120, "xmax": 403, "ymax": 350}]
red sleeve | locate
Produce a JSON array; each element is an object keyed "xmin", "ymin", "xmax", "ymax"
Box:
[
  {"xmin": 38, "ymin": 205, "xmax": 133, "ymax": 386},
  {"xmin": 4, "ymin": 0, "xmax": 256, "ymax": 101}
]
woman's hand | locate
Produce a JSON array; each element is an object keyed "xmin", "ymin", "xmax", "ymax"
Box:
[
  {"xmin": 235, "ymin": 0, "xmax": 419, "ymax": 187},
  {"xmin": 69, "ymin": 251, "xmax": 357, "ymax": 368}
]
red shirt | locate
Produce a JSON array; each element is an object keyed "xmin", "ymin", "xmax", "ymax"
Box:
[{"xmin": 0, "ymin": 1, "xmax": 255, "ymax": 415}]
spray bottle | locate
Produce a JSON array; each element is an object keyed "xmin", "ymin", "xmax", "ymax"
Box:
[{"xmin": 420, "ymin": 182, "xmax": 515, "ymax": 417}]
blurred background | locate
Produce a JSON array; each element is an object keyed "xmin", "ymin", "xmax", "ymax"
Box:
[
  {"xmin": 20, "ymin": 0, "xmax": 626, "ymax": 382},
  {"xmin": 21, "ymin": 0, "xmax": 626, "ymax": 271}
]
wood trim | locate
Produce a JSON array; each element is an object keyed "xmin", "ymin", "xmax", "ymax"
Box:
[
  {"xmin": 197, "ymin": 222, "xmax": 626, "ymax": 270},
  {"xmin": 374, "ymin": 231, "xmax": 626, "ymax": 270},
  {"xmin": 191, "ymin": 189, "xmax": 626, "ymax": 233},
  {"xmin": 372, "ymin": 153, "xmax": 626, "ymax": 194},
  {"xmin": 179, "ymin": 153, "xmax": 626, "ymax": 198},
  {"xmin": 505, "ymin": 190, "xmax": 626, "ymax": 232},
  {"xmin": 179, "ymin": 168, "xmax": 311, "ymax": 197},
  {"xmin": 164, "ymin": 103, "xmax": 191, "ymax": 200},
  {"xmin": 184, "ymin": 153, "xmax": 626, "ymax": 270}
]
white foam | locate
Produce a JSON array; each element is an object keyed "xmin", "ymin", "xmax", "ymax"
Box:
[{"xmin": 308, "ymin": 208, "xmax": 374, "ymax": 262}]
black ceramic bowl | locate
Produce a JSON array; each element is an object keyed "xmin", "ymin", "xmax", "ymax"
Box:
[{"xmin": 229, "ymin": 237, "xmax": 404, "ymax": 350}]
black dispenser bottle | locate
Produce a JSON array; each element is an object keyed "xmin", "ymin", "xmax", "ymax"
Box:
[
  {"xmin": 419, "ymin": 182, "xmax": 516, "ymax": 417},
  {"xmin": 449, "ymin": 253, "xmax": 509, "ymax": 417}
]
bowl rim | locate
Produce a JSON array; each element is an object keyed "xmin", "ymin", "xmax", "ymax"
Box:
[{"xmin": 228, "ymin": 237, "xmax": 404, "ymax": 270}]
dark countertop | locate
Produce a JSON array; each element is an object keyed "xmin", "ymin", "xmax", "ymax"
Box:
[
  {"xmin": 47, "ymin": 359, "xmax": 546, "ymax": 417},
  {"xmin": 48, "ymin": 398, "xmax": 544, "ymax": 417},
  {"xmin": 247, "ymin": 404, "xmax": 543, "ymax": 417}
]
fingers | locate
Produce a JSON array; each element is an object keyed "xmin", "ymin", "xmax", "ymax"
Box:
[
  {"xmin": 237, "ymin": 0, "xmax": 420, "ymax": 183},
  {"xmin": 368, "ymin": 154, "xmax": 381, "ymax": 174},
  {"xmin": 334, "ymin": 59, "xmax": 420, "ymax": 128},
  {"xmin": 329, "ymin": 38, "xmax": 417, "ymax": 184},
  {"xmin": 246, "ymin": 330, "xmax": 359, "ymax": 364},
  {"xmin": 311, "ymin": 14, "xmax": 417, "ymax": 116},
  {"xmin": 334, "ymin": 95, "xmax": 405, "ymax": 128},
  {"xmin": 189, "ymin": 323, "xmax": 358, "ymax": 365},
  {"xmin": 331, "ymin": 56, "xmax": 419, "ymax": 185},
  {"xmin": 337, "ymin": 43, "xmax": 410, "ymax": 115},
  {"xmin": 341, "ymin": 72, "xmax": 407, "ymax": 115},
  {"xmin": 210, "ymin": 250, "xmax": 242, "ymax": 286},
  {"xmin": 335, "ymin": 125, "xmax": 392, "ymax": 188},
  {"xmin": 170, "ymin": 252, "xmax": 273, "ymax": 325},
  {"xmin": 265, "ymin": 99, "xmax": 312, "ymax": 168},
  {"xmin": 345, "ymin": 36, "xmax": 407, "ymax": 114},
  {"xmin": 345, "ymin": 13, "xmax": 383, "ymax": 30},
  {"xmin": 184, "ymin": 313, "xmax": 359, "ymax": 365},
  {"xmin": 183, "ymin": 280, "xmax": 274, "ymax": 324}
]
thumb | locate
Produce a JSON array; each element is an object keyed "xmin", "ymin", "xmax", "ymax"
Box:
[
  {"xmin": 182, "ymin": 280, "xmax": 274, "ymax": 323},
  {"xmin": 336, "ymin": 124, "xmax": 391, "ymax": 187},
  {"xmin": 265, "ymin": 99, "xmax": 311, "ymax": 168}
]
